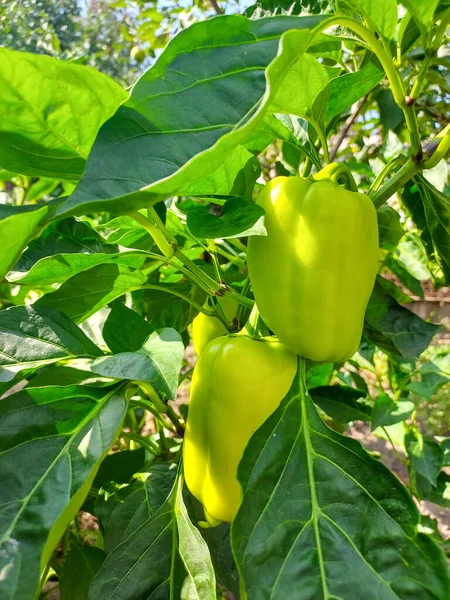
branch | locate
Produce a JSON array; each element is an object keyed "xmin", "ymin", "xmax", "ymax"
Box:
[
  {"xmin": 329, "ymin": 96, "xmax": 367, "ymax": 162},
  {"xmin": 209, "ymin": 0, "xmax": 223, "ymax": 14}
]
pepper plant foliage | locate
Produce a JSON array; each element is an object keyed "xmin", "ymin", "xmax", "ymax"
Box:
[{"xmin": 0, "ymin": 0, "xmax": 449, "ymax": 598}]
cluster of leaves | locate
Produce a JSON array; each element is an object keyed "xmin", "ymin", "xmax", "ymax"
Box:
[{"xmin": 0, "ymin": 0, "xmax": 449, "ymax": 598}]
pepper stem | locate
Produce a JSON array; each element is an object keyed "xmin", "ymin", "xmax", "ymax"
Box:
[
  {"xmin": 313, "ymin": 163, "xmax": 358, "ymax": 192},
  {"xmin": 241, "ymin": 304, "xmax": 270, "ymax": 339}
]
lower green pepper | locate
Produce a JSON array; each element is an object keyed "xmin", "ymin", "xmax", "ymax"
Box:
[{"xmin": 183, "ymin": 333, "xmax": 297, "ymax": 525}]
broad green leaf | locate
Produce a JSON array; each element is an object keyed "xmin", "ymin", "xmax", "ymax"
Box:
[
  {"xmin": 0, "ymin": 384, "xmax": 127, "ymax": 600},
  {"xmin": 0, "ymin": 305, "xmax": 101, "ymax": 383},
  {"xmin": 54, "ymin": 15, "xmax": 329, "ymax": 217},
  {"xmin": 0, "ymin": 47, "xmax": 126, "ymax": 180},
  {"xmin": 385, "ymin": 256, "xmax": 425, "ymax": 300},
  {"xmin": 0, "ymin": 203, "xmax": 50, "ymax": 280},
  {"xmin": 103, "ymin": 301, "xmax": 153, "ymax": 354},
  {"xmin": 326, "ymin": 59, "xmax": 384, "ymax": 120},
  {"xmin": 95, "ymin": 463, "xmax": 176, "ymax": 553},
  {"xmin": 89, "ymin": 473, "xmax": 216, "ymax": 600},
  {"xmin": 187, "ymin": 197, "xmax": 265, "ymax": 240},
  {"xmin": 35, "ymin": 263, "xmax": 147, "ymax": 323},
  {"xmin": 93, "ymin": 448, "xmax": 147, "ymax": 492},
  {"xmin": 364, "ymin": 282, "xmax": 439, "ymax": 358},
  {"xmin": 59, "ymin": 539, "xmax": 105, "ymax": 600},
  {"xmin": 232, "ymin": 367, "xmax": 450, "ymax": 599},
  {"xmin": 8, "ymin": 251, "xmax": 147, "ymax": 287},
  {"xmin": 371, "ymin": 393, "xmax": 415, "ymax": 430},
  {"xmin": 341, "ymin": 0, "xmax": 398, "ymax": 39},
  {"xmin": 91, "ymin": 328, "xmax": 184, "ymax": 399},
  {"xmin": 11, "ymin": 218, "xmax": 116, "ymax": 276},
  {"xmin": 405, "ymin": 430, "xmax": 444, "ymax": 487},
  {"xmin": 310, "ymin": 385, "xmax": 371, "ymax": 423},
  {"xmin": 142, "ymin": 282, "xmax": 207, "ymax": 333},
  {"xmin": 376, "ymin": 274, "xmax": 414, "ymax": 304}
]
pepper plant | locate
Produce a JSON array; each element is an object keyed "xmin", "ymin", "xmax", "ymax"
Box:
[{"xmin": 0, "ymin": 0, "xmax": 449, "ymax": 598}]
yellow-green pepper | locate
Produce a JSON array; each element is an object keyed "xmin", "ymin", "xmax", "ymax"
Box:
[
  {"xmin": 247, "ymin": 168, "xmax": 379, "ymax": 363},
  {"xmin": 183, "ymin": 334, "xmax": 297, "ymax": 525},
  {"xmin": 191, "ymin": 296, "xmax": 237, "ymax": 355}
]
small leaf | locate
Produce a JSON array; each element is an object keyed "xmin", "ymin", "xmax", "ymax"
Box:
[
  {"xmin": 310, "ymin": 385, "xmax": 371, "ymax": 423},
  {"xmin": 405, "ymin": 430, "xmax": 444, "ymax": 487},
  {"xmin": 95, "ymin": 463, "xmax": 176, "ymax": 553},
  {"xmin": 326, "ymin": 60, "xmax": 384, "ymax": 121},
  {"xmin": 371, "ymin": 393, "xmax": 415, "ymax": 430},
  {"xmin": 91, "ymin": 328, "xmax": 184, "ymax": 399},
  {"xmin": 0, "ymin": 305, "xmax": 101, "ymax": 383},
  {"xmin": 187, "ymin": 197, "xmax": 265, "ymax": 239},
  {"xmin": 103, "ymin": 301, "xmax": 153, "ymax": 354},
  {"xmin": 377, "ymin": 205, "xmax": 404, "ymax": 250},
  {"xmin": 364, "ymin": 281, "xmax": 439, "ymax": 358},
  {"xmin": 59, "ymin": 540, "xmax": 105, "ymax": 600}
]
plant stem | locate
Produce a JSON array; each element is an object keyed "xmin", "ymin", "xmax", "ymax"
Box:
[
  {"xmin": 122, "ymin": 431, "xmax": 161, "ymax": 455},
  {"xmin": 309, "ymin": 117, "xmax": 329, "ymax": 164}
]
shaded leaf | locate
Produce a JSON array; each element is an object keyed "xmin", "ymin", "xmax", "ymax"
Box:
[
  {"xmin": 364, "ymin": 281, "xmax": 439, "ymax": 358},
  {"xmin": 103, "ymin": 301, "xmax": 153, "ymax": 354},
  {"xmin": 371, "ymin": 393, "xmax": 415, "ymax": 430},
  {"xmin": 310, "ymin": 385, "xmax": 371, "ymax": 423},
  {"xmin": 59, "ymin": 540, "xmax": 105, "ymax": 600},
  {"xmin": 187, "ymin": 197, "xmax": 265, "ymax": 239},
  {"xmin": 406, "ymin": 430, "xmax": 444, "ymax": 487}
]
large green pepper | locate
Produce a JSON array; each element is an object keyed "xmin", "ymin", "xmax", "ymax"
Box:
[
  {"xmin": 247, "ymin": 166, "xmax": 379, "ymax": 363},
  {"xmin": 191, "ymin": 296, "xmax": 237, "ymax": 355},
  {"xmin": 183, "ymin": 334, "xmax": 297, "ymax": 525}
]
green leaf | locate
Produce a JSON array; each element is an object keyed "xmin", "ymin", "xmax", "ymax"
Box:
[
  {"xmin": 326, "ymin": 59, "xmax": 384, "ymax": 121},
  {"xmin": 103, "ymin": 301, "xmax": 153, "ymax": 354},
  {"xmin": 341, "ymin": 0, "xmax": 398, "ymax": 39},
  {"xmin": 402, "ymin": 0, "xmax": 441, "ymax": 28},
  {"xmin": 9, "ymin": 251, "xmax": 147, "ymax": 287},
  {"xmin": 405, "ymin": 430, "xmax": 444, "ymax": 487},
  {"xmin": 385, "ymin": 256, "xmax": 425, "ymax": 300},
  {"xmin": 11, "ymin": 218, "xmax": 117, "ymax": 276},
  {"xmin": 306, "ymin": 363, "xmax": 334, "ymax": 389},
  {"xmin": 232, "ymin": 368, "xmax": 450, "ymax": 599},
  {"xmin": 95, "ymin": 463, "xmax": 176, "ymax": 553},
  {"xmin": 0, "ymin": 305, "xmax": 101, "ymax": 383},
  {"xmin": 91, "ymin": 328, "xmax": 184, "ymax": 399},
  {"xmin": 142, "ymin": 282, "xmax": 207, "ymax": 333},
  {"xmin": 414, "ymin": 472, "xmax": 450, "ymax": 508},
  {"xmin": 90, "ymin": 474, "xmax": 216, "ymax": 600},
  {"xmin": 364, "ymin": 281, "xmax": 439, "ymax": 358},
  {"xmin": 0, "ymin": 47, "xmax": 126, "ymax": 180},
  {"xmin": 0, "ymin": 203, "xmax": 50, "ymax": 280},
  {"xmin": 310, "ymin": 385, "xmax": 371, "ymax": 423},
  {"xmin": 35, "ymin": 263, "xmax": 147, "ymax": 323},
  {"xmin": 59, "ymin": 539, "xmax": 105, "ymax": 600},
  {"xmin": 187, "ymin": 197, "xmax": 265, "ymax": 240},
  {"xmin": 0, "ymin": 384, "xmax": 127, "ymax": 600},
  {"xmin": 54, "ymin": 15, "xmax": 329, "ymax": 217},
  {"xmin": 371, "ymin": 393, "xmax": 415, "ymax": 430}
]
